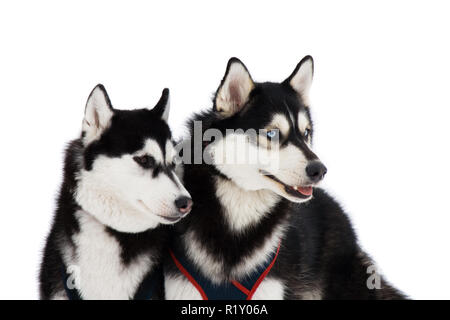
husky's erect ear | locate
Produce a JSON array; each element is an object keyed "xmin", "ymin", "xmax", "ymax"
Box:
[
  {"xmin": 214, "ymin": 57, "xmax": 254, "ymax": 117},
  {"xmin": 284, "ymin": 56, "xmax": 314, "ymax": 106},
  {"xmin": 82, "ymin": 84, "xmax": 114, "ymax": 144},
  {"xmin": 152, "ymin": 88, "xmax": 170, "ymax": 122}
]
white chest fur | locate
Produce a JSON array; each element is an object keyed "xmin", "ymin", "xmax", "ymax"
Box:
[
  {"xmin": 166, "ymin": 178, "xmax": 287, "ymax": 299},
  {"xmin": 181, "ymin": 178, "xmax": 286, "ymax": 283},
  {"xmin": 215, "ymin": 177, "xmax": 280, "ymax": 232},
  {"xmin": 62, "ymin": 211, "xmax": 155, "ymax": 299},
  {"xmin": 164, "ymin": 275, "xmax": 285, "ymax": 300}
]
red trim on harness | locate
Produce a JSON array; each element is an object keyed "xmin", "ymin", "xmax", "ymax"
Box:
[
  {"xmin": 169, "ymin": 250, "xmax": 208, "ymax": 300},
  {"xmin": 246, "ymin": 241, "xmax": 281, "ymax": 300},
  {"xmin": 231, "ymin": 280, "xmax": 250, "ymax": 295},
  {"xmin": 170, "ymin": 241, "xmax": 281, "ymax": 300}
]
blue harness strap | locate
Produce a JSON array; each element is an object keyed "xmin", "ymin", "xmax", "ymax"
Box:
[
  {"xmin": 169, "ymin": 242, "xmax": 281, "ymax": 300},
  {"xmin": 62, "ymin": 264, "xmax": 163, "ymax": 300}
]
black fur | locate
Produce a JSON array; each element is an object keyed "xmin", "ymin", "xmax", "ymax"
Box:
[
  {"xmin": 168, "ymin": 60, "xmax": 406, "ymax": 299},
  {"xmin": 84, "ymin": 108, "xmax": 171, "ymax": 170},
  {"xmin": 39, "ymin": 87, "xmax": 173, "ymax": 299}
]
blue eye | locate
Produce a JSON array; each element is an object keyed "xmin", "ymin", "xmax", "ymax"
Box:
[
  {"xmin": 267, "ymin": 129, "xmax": 279, "ymax": 139},
  {"xmin": 304, "ymin": 128, "xmax": 311, "ymax": 139},
  {"xmin": 303, "ymin": 129, "xmax": 311, "ymax": 140}
]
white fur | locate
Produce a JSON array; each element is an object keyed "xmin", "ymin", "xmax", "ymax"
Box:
[
  {"xmin": 165, "ymin": 140, "xmax": 176, "ymax": 166},
  {"xmin": 209, "ymin": 130, "xmax": 313, "ymax": 203},
  {"xmin": 251, "ymin": 278, "xmax": 285, "ymax": 300},
  {"xmin": 215, "ymin": 177, "xmax": 279, "ymax": 232},
  {"xmin": 62, "ymin": 211, "xmax": 155, "ymax": 299},
  {"xmin": 273, "ymin": 143, "xmax": 310, "ymax": 187},
  {"xmin": 232, "ymin": 223, "xmax": 286, "ymax": 279},
  {"xmin": 216, "ymin": 61, "xmax": 254, "ymax": 116},
  {"xmin": 180, "ymin": 187, "xmax": 286, "ymax": 284},
  {"xmin": 297, "ymin": 111, "xmax": 310, "ymax": 133},
  {"xmin": 82, "ymin": 86, "xmax": 114, "ymax": 144},
  {"xmin": 138, "ymin": 139, "xmax": 164, "ymax": 163},
  {"xmin": 165, "ymin": 274, "xmax": 285, "ymax": 300},
  {"xmin": 164, "ymin": 275, "xmax": 203, "ymax": 300},
  {"xmin": 182, "ymin": 231, "xmax": 224, "ymax": 284},
  {"xmin": 268, "ymin": 113, "xmax": 290, "ymax": 137},
  {"xmin": 75, "ymin": 138, "xmax": 190, "ymax": 232},
  {"xmin": 289, "ymin": 57, "xmax": 313, "ymax": 106},
  {"xmin": 208, "ymin": 132, "xmax": 279, "ymax": 191}
]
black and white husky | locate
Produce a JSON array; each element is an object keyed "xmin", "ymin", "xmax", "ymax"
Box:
[
  {"xmin": 40, "ymin": 85, "xmax": 192, "ymax": 299},
  {"xmin": 165, "ymin": 57, "xmax": 405, "ymax": 299}
]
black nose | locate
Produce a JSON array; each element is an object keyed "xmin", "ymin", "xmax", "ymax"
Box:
[
  {"xmin": 306, "ymin": 161, "xmax": 327, "ymax": 183},
  {"xmin": 175, "ymin": 196, "xmax": 193, "ymax": 215}
]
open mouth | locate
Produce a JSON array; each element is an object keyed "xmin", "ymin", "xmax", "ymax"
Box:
[
  {"xmin": 284, "ymin": 184, "xmax": 313, "ymax": 198},
  {"xmin": 260, "ymin": 171, "xmax": 313, "ymax": 199}
]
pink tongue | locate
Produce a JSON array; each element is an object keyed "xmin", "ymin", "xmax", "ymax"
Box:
[{"xmin": 297, "ymin": 186, "xmax": 313, "ymax": 196}]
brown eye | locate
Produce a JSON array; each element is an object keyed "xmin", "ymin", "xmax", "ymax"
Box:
[{"xmin": 133, "ymin": 155, "xmax": 156, "ymax": 169}]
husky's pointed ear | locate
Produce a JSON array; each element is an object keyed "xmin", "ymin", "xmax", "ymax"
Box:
[
  {"xmin": 214, "ymin": 57, "xmax": 254, "ymax": 117},
  {"xmin": 284, "ymin": 56, "xmax": 314, "ymax": 106},
  {"xmin": 152, "ymin": 88, "xmax": 170, "ymax": 122},
  {"xmin": 82, "ymin": 84, "xmax": 114, "ymax": 144}
]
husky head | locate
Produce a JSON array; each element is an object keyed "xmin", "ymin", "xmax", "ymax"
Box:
[
  {"xmin": 75, "ymin": 85, "xmax": 192, "ymax": 232},
  {"xmin": 206, "ymin": 56, "xmax": 327, "ymax": 203}
]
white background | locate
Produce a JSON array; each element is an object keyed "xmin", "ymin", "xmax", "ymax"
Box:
[{"xmin": 1, "ymin": 1, "xmax": 449, "ymax": 300}]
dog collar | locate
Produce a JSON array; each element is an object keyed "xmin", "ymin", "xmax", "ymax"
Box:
[
  {"xmin": 61, "ymin": 264, "xmax": 163, "ymax": 300},
  {"xmin": 169, "ymin": 241, "xmax": 281, "ymax": 300}
]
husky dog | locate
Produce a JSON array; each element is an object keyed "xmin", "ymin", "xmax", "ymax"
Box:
[
  {"xmin": 165, "ymin": 57, "xmax": 405, "ymax": 299},
  {"xmin": 39, "ymin": 85, "xmax": 193, "ymax": 299}
]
